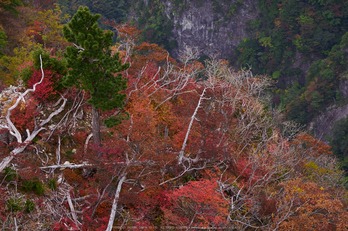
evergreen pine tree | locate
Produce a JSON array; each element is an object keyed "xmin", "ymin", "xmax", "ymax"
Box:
[{"xmin": 63, "ymin": 6, "xmax": 129, "ymax": 145}]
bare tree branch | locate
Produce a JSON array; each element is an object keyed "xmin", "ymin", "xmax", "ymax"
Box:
[
  {"xmin": 106, "ymin": 173, "xmax": 127, "ymax": 231},
  {"xmin": 0, "ymin": 55, "xmax": 67, "ymax": 172}
]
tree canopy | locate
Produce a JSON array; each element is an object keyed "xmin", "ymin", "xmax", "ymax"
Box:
[{"xmin": 63, "ymin": 6, "xmax": 129, "ymax": 132}]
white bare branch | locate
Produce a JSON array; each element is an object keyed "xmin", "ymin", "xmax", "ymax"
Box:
[
  {"xmin": 39, "ymin": 162, "xmax": 92, "ymax": 170},
  {"xmin": 0, "ymin": 55, "xmax": 67, "ymax": 173},
  {"xmin": 6, "ymin": 55, "xmax": 45, "ymax": 143},
  {"xmin": 84, "ymin": 133, "xmax": 93, "ymax": 154},
  {"xmin": 178, "ymin": 88, "xmax": 206, "ymax": 164},
  {"xmin": 67, "ymin": 193, "xmax": 80, "ymax": 226},
  {"xmin": 106, "ymin": 173, "xmax": 127, "ymax": 231}
]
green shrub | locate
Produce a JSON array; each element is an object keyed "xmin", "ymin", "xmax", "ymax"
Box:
[
  {"xmin": 65, "ymin": 150, "xmax": 74, "ymax": 160},
  {"xmin": 182, "ymin": 173, "xmax": 196, "ymax": 184},
  {"xmin": 7, "ymin": 198, "xmax": 22, "ymax": 212},
  {"xmin": 24, "ymin": 199, "xmax": 35, "ymax": 213},
  {"xmin": 48, "ymin": 179, "xmax": 57, "ymax": 191},
  {"xmin": 22, "ymin": 180, "xmax": 45, "ymax": 196},
  {"xmin": 4, "ymin": 167, "xmax": 17, "ymax": 182},
  {"xmin": 272, "ymin": 71, "xmax": 281, "ymax": 80}
]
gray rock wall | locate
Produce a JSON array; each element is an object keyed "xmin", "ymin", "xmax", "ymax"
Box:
[
  {"xmin": 312, "ymin": 80, "xmax": 348, "ymax": 142},
  {"xmin": 163, "ymin": 0, "xmax": 258, "ymax": 60}
]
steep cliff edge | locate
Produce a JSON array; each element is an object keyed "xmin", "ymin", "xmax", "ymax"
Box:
[
  {"xmin": 312, "ymin": 79, "xmax": 348, "ymax": 142},
  {"xmin": 162, "ymin": 0, "xmax": 258, "ymax": 60}
]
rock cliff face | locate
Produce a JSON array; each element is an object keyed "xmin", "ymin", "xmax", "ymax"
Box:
[
  {"xmin": 312, "ymin": 104, "xmax": 348, "ymax": 143},
  {"xmin": 312, "ymin": 79, "xmax": 348, "ymax": 142},
  {"xmin": 162, "ymin": 0, "xmax": 258, "ymax": 60}
]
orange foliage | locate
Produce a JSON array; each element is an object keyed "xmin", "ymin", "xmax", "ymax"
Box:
[
  {"xmin": 116, "ymin": 23, "xmax": 142, "ymax": 42},
  {"xmin": 276, "ymin": 178, "xmax": 348, "ymax": 231},
  {"xmin": 291, "ymin": 133, "xmax": 333, "ymax": 158}
]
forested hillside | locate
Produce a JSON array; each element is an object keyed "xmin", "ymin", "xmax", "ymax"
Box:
[
  {"xmin": 235, "ymin": 0, "xmax": 348, "ymax": 175},
  {"xmin": 0, "ymin": 0, "xmax": 348, "ymax": 230},
  {"xmin": 54, "ymin": 0, "xmax": 348, "ymax": 129},
  {"xmin": 55, "ymin": 0, "xmax": 348, "ymax": 193},
  {"xmin": 237, "ymin": 0, "xmax": 348, "ymax": 124}
]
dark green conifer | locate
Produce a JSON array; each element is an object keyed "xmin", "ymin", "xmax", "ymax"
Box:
[{"xmin": 63, "ymin": 6, "xmax": 129, "ymax": 145}]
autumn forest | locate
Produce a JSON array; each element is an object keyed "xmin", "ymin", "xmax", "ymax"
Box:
[{"xmin": 0, "ymin": 0, "xmax": 348, "ymax": 230}]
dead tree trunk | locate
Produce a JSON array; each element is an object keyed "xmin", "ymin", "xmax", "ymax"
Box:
[{"xmin": 106, "ymin": 173, "xmax": 126, "ymax": 231}]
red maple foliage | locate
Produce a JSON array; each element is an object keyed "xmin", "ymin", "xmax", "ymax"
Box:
[
  {"xmin": 10, "ymin": 99, "xmax": 39, "ymax": 134},
  {"xmin": 27, "ymin": 68, "xmax": 61, "ymax": 103},
  {"xmin": 27, "ymin": 21, "xmax": 45, "ymax": 44},
  {"xmin": 163, "ymin": 177, "xmax": 229, "ymax": 228}
]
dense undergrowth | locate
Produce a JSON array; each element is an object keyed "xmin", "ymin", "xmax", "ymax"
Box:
[{"xmin": 0, "ymin": 1, "xmax": 348, "ymax": 230}]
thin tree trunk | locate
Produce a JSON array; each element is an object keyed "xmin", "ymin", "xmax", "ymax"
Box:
[
  {"xmin": 92, "ymin": 105, "xmax": 101, "ymax": 146},
  {"xmin": 106, "ymin": 174, "xmax": 126, "ymax": 231},
  {"xmin": 178, "ymin": 88, "xmax": 206, "ymax": 164}
]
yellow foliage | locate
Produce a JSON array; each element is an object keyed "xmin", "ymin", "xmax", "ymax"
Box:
[
  {"xmin": 304, "ymin": 161, "xmax": 318, "ymax": 170},
  {"xmin": 274, "ymin": 19, "xmax": 281, "ymax": 28},
  {"xmin": 258, "ymin": 36, "xmax": 273, "ymax": 48},
  {"xmin": 293, "ymin": 187, "xmax": 303, "ymax": 193},
  {"xmin": 0, "ymin": 4, "xmax": 69, "ymax": 86},
  {"xmin": 0, "ymin": 45, "xmax": 39, "ymax": 85},
  {"xmin": 0, "ymin": 0, "xmax": 11, "ymax": 10},
  {"xmin": 37, "ymin": 4, "xmax": 68, "ymax": 49}
]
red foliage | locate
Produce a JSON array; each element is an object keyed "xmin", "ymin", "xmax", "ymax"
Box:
[
  {"xmin": 27, "ymin": 68, "xmax": 61, "ymax": 103},
  {"xmin": 235, "ymin": 158, "xmax": 255, "ymax": 180},
  {"xmin": 233, "ymin": 157, "xmax": 273, "ymax": 188},
  {"xmin": 10, "ymin": 99, "xmax": 39, "ymax": 134},
  {"xmin": 17, "ymin": 162, "xmax": 42, "ymax": 180},
  {"xmin": 72, "ymin": 131, "xmax": 88, "ymax": 146},
  {"xmin": 92, "ymin": 144, "xmax": 123, "ymax": 161},
  {"xmin": 18, "ymin": 61, "xmax": 33, "ymax": 74},
  {"xmin": 37, "ymin": 199, "xmax": 44, "ymax": 208},
  {"xmin": 95, "ymin": 201, "xmax": 111, "ymax": 218},
  {"xmin": 122, "ymin": 188, "xmax": 171, "ymax": 227},
  {"xmin": 63, "ymin": 169, "xmax": 83, "ymax": 185},
  {"xmin": 163, "ymin": 178, "xmax": 229, "ymax": 227},
  {"xmin": 52, "ymin": 218, "xmax": 79, "ymax": 231},
  {"xmin": 27, "ymin": 21, "xmax": 45, "ymax": 44},
  {"xmin": 0, "ymin": 189, "xmax": 7, "ymax": 221},
  {"xmin": 259, "ymin": 194, "xmax": 277, "ymax": 217}
]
